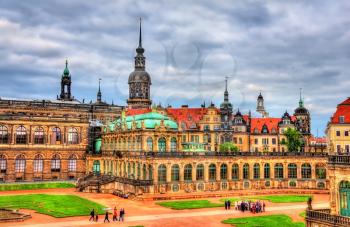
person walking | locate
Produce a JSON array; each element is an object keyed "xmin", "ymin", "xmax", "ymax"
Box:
[
  {"xmin": 89, "ymin": 209, "xmax": 95, "ymax": 221},
  {"xmin": 263, "ymin": 202, "xmax": 266, "ymax": 212},
  {"xmin": 104, "ymin": 211, "xmax": 110, "ymax": 223},
  {"xmin": 227, "ymin": 200, "xmax": 231, "ymax": 210},
  {"xmin": 95, "ymin": 213, "xmax": 99, "ymax": 222},
  {"xmin": 113, "ymin": 206, "xmax": 118, "ymax": 221},
  {"xmin": 119, "ymin": 208, "xmax": 124, "ymax": 222}
]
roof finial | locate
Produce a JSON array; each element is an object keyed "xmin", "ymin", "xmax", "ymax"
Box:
[
  {"xmin": 98, "ymin": 78, "xmax": 101, "ymax": 92},
  {"xmin": 299, "ymin": 88, "xmax": 304, "ymax": 107},
  {"xmin": 97, "ymin": 78, "xmax": 102, "ymax": 102},
  {"xmin": 138, "ymin": 17, "xmax": 142, "ymax": 48},
  {"xmin": 225, "ymin": 76, "xmax": 228, "ymax": 92},
  {"xmin": 65, "ymin": 59, "xmax": 68, "ymax": 68}
]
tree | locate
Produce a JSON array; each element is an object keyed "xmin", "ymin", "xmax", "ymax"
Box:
[
  {"xmin": 219, "ymin": 142, "xmax": 239, "ymax": 152},
  {"xmin": 282, "ymin": 128, "xmax": 303, "ymax": 152}
]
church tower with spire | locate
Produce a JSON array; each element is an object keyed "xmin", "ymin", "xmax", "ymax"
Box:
[
  {"xmin": 96, "ymin": 78, "xmax": 102, "ymax": 103},
  {"xmin": 127, "ymin": 18, "xmax": 152, "ymax": 109},
  {"xmin": 58, "ymin": 60, "xmax": 73, "ymax": 101},
  {"xmin": 294, "ymin": 88, "xmax": 310, "ymax": 135},
  {"xmin": 220, "ymin": 77, "xmax": 233, "ymax": 129}
]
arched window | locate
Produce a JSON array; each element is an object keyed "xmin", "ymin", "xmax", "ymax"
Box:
[
  {"xmin": 15, "ymin": 154, "xmax": 25, "ymax": 173},
  {"xmin": 158, "ymin": 164, "xmax": 167, "ymax": 183},
  {"xmin": 51, "ymin": 154, "xmax": 61, "ymax": 172},
  {"xmin": 127, "ymin": 163, "xmax": 131, "ymax": 178},
  {"xmin": 136, "ymin": 136, "xmax": 141, "ymax": 151},
  {"xmin": 68, "ymin": 128, "xmax": 78, "ymax": 144},
  {"xmin": 132, "ymin": 162, "xmax": 136, "ymax": 179},
  {"xmin": 34, "ymin": 127, "xmax": 45, "ymax": 144},
  {"xmin": 288, "ymin": 163, "xmax": 297, "ymax": 179},
  {"xmin": 137, "ymin": 163, "xmax": 141, "ymax": 179},
  {"xmin": 170, "ymin": 137, "xmax": 177, "ymax": 152},
  {"xmin": 220, "ymin": 164, "xmax": 227, "ymax": 180},
  {"xmin": 0, "ymin": 155, "xmax": 6, "ymax": 173},
  {"xmin": 52, "ymin": 127, "xmax": 61, "ymax": 144},
  {"xmin": 316, "ymin": 164, "xmax": 326, "ymax": 179},
  {"xmin": 209, "ymin": 164, "xmax": 216, "ymax": 181},
  {"xmin": 0, "ymin": 126, "xmax": 8, "ymax": 144},
  {"xmin": 302, "ymin": 163, "xmax": 311, "ymax": 179},
  {"xmin": 274, "ymin": 163, "xmax": 284, "ymax": 179},
  {"xmin": 143, "ymin": 164, "xmax": 147, "ymax": 180},
  {"xmin": 184, "ymin": 164, "xmax": 192, "ymax": 181},
  {"xmin": 253, "ymin": 163, "xmax": 260, "ymax": 179},
  {"xmin": 264, "ymin": 163, "xmax": 270, "ymax": 179},
  {"xmin": 16, "ymin": 126, "xmax": 27, "ymax": 144},
  {"xmin": 147, "ymin": 137, "xmax": 153, "ymax": 152},
  {"xmin": 68, "ymin": 155, "xmax": 77, "ymax": 172},
  {"xmin": 149, "ymin": 165, "xmax": 153, "ymax": 180},
  {"xmin": 158, "ymin": 138, "xmax": 166, "ymax": 152},
  {"xmin": 232, "ymin": 164, "xmax": 239, "ymax": 180},
  {"xmin": 196, "ymin": 164, "xmax": 204, "ymax": 181},
  {"xmin": 171, "ymin": 164, "xmax": 180, "ymax": 182},
  {"xmin": 93, "ymin": 160, "xmax": 100, "ymax": 175},
  {"xmin": 243, "ymin": 163, "xmax": 249, "ymax": 179},
  {"xmin": 33, "ymin": 154, "xmax": 43, "ymax": 173}
]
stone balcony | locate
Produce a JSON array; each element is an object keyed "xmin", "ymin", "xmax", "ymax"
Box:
[{"xmin": 306, "ymin": 209, "xmax": 350, "ymax": 227}]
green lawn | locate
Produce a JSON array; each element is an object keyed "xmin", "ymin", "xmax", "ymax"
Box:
[
  {"xmin": 220, "ymin": 195, "xmax": 312, "ymax": 203},
  {"xmin": 300, "ymin": 211, "xmax": 306, "ymax": 218},
  {"xmin": 0, "ymin": 194, "xmax": 105, "ymax": 218},
  {"xmin": 222, "ymin": 214, "xmax": 305, "ymax": 227},
  {"xmin": 156, "ymin": 200, "xmax": 223, "ymax": 210},
  {"xmin": 0, "ymin": 182, "xmax": 75, "ymax": 191}
]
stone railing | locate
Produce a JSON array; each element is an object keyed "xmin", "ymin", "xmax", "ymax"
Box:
[
  {"xmin": 329, "ymin": 155, "xmax": 350, "ymax": 165},
  {"xmin": 100, "ymin": 151, "xmax": 329, "ymax": 158},
  {"xmin": 306, "ymin": 209, "xmax": 350, "ymax": 226}
]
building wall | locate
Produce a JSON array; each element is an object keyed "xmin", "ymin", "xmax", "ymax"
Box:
[{"xmin": 327, "ymin": 124, "xmax": 350, "ymax": 153}]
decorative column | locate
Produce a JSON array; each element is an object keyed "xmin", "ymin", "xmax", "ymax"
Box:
[
  {"xmin": 204, "ymin": 164, "xmax": 209, "ymax": 182},
  {"xmin": 216, "ymin": 163, "xmax": 221, "ymax": 181}
]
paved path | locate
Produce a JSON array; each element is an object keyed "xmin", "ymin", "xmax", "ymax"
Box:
[{"xmin": 9, "ymin": 202, "xmax": 328, "ymax": 227}]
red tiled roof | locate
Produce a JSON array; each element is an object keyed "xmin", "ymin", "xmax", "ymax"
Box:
[
  {"xmin": 166, "ymin": 107, "xmax": 207, "ymax": 129},
  {"xmin": 126, "ymin": 108, "xmax": 151, "ymax": 116},
  {"xmin": 331, "ymin": 97, "xmax": 350, "ymax": 124},
  {"xmin": 310, "ymin": 137, "xmax": 327, "ymax": 143},
  {"xmin": 250, "ymin": 118, "xmax": 280, "ymax": 133}
]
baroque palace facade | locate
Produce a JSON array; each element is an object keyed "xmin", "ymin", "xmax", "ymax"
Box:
[
  {"xmin": 0, "ymin": 61, "xmax": 122, "ymax": 182},
  {"xmin": 82, "ymin": 22, "xmax": 329, "ymax": 195}
]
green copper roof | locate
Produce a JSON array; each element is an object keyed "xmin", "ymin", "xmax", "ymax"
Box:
[
  {"xmin": 62, "ymin": 60, "xmax": 70, "ymax": 78},
  {"xmin": 108, "ymin": 112, "xmax": 178, "ymax": 131}
]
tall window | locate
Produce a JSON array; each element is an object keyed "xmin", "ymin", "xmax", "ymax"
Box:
[
  {"xmin": 149, "ymin": 165, "xmax": 153, "ymax": 180},
  {"xmin": 0, "ymin": 155, "xmax": 6, "ymax": 173},
  {"xmin": 158, "ymin": 138, "xmax": 166, "ymax": 152},
  {"xmin": 16, "ymin": 126, "xmax": 27, "ymax": 144},
  {"xmin": 232, "ymin": 164, "xmax": 239, "ymax": 180},
  {"xmin": 147, "ymin": 137, "xmax": 153, "ymax": 151},
  {"xmin": 243, "ymin": 163, "xmax": 249, "ymax": 179},
  {"xmin": 253, "ymin": 163, "xmax": 260, "ymax": 179},
  {"xmin": 301, "ymin": 163, "xmax": 311, "ymax": 179},
  {"xmin": 52, "ymin": 127, "xmax": 61, "ymax": 144},
  {"xmin": 184, "ymin": 164, "xmax": 192, "ymax": 181},
  {"xmin": 51, "ymin": 154, "xmax": 61, "ymax": 172},
  {"xmin": 274, "ymin": 163, "xmax": 284, "ymax": 179},
  {"xmin": 220, "ymin": 164, "xmax": 227, "ymax": 180},
  {"xmin": 34, "ymin": 127, "xmax": 45, "ymax": 144},
  {"xmin": 93, "ymin": 160, "xmax": 100, "ymax": 175},
  {"xmin": 68, "ymin": 155, "xmax": 77, "ymax": 172},
  {"xmin": 0, "ymin": 126, "xmax": 8, "ymax": 144},
  {"xmin": 171, "ymin": 164, "xmax": 180, "ymax": 181},
  {"xmin": 143, "ymin": 164, "xmax": 147, "ymax": 180},
  {"xmin": 158, "ymin": 164, "xmax": 167, "ymax": 183},
  {"xmin": 288, "ymin": 163, "xmax": 297, "ymax": 179},
  {"xmin": 209, "ymin": 164, "xmax": 216, "ymax": 181},
  {"xmin": 316, "ymin": 164, "xmax": 326, "ymax": 179},
  {"xmin": 196, "ymin": 164, "xmax": 204, "ymax": 181},
  {"xmin": 33, "ymin": 154, "xmax": 43, "ymax": 173},
  {"xmin": 170, "ymin": 137, "xmax": 177, "ymax": 152},
  {"xmin": 15, "ymin": 155, "xmax": 26, "ymax": 173},
  {"xmin": 264, "ymin": 163, "xmax": 270, "ymax": 179},
  {"xmin": 68, "ymin": 128, "xmax": 78, "ymax": 144}
]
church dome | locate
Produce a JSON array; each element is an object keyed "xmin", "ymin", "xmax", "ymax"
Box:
[
  {"xmin": 294, "ymin": 106, "xmax": 309, "ymax": 115},
  {"xmin": 128, "ymin": 70, "xmax": 151, "ymax": 84}
]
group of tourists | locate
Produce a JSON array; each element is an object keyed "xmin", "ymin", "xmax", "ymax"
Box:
[
  {"xmin": 233, "ymin": 200, "xmax": 266, "ymax": 213},
  {"xmin": 89, "ymin": 207, "xmax": 126, "ymax": 223}
]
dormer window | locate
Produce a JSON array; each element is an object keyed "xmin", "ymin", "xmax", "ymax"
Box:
[
  {"xmin": 262, "ymin": 125, "xmax": 269, "ymax": 134},
  {"xmin": 283, "ymin": 119, "xmax": 290, "ymax": 125},
  {"xmin": 235, "ymin": 118, "xmax": 242, "ymax": 124},
  {"xmin": 254, "ymin": 128, "xmax": 259, "ymax": 134},
  {"xmin": 339, "ymin": 116, "xmax": 345, "ymax": 123}
]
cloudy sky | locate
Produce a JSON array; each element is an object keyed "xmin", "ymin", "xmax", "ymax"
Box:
[{"xmin": 0, "ymin": 0, "xmax": 349, "ymax": 136}]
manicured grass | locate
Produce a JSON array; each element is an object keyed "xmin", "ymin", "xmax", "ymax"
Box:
[
  {"xmin": 0, "ymin": 182, "xmax": 75, "ymax": 191},
  {"xmin": 156, "ymin": 200, "xmax": 223, "ymax": 210},
  {"xmin": 0, "ymin": 194, "xmax": 105, "ymax": 218},
  {"xmin": 300, "ymin": 211, "xmax": 306, "ymax": 218},
  {"xmin": 220, "ymin": 195, "xmax": 312, "ymax": 203},
  {"xmin": 222, "ymin": 214, "xmax": 305, "ymax": 227}
]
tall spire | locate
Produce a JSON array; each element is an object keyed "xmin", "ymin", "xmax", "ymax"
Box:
[
  {"xmin": 299, "ymin": 88, "xmax": 304, "ymax": 107},
  {"xmin": 224, "ymin": 76, "xmax": 229, "ymax": 102},
  {"xmin": 97, "ymin": 78, "xmax": 102, "ymax": 103},
  {"xmin": 138, "ymin": 17, "xmax": 142, "ymax": 48}
]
